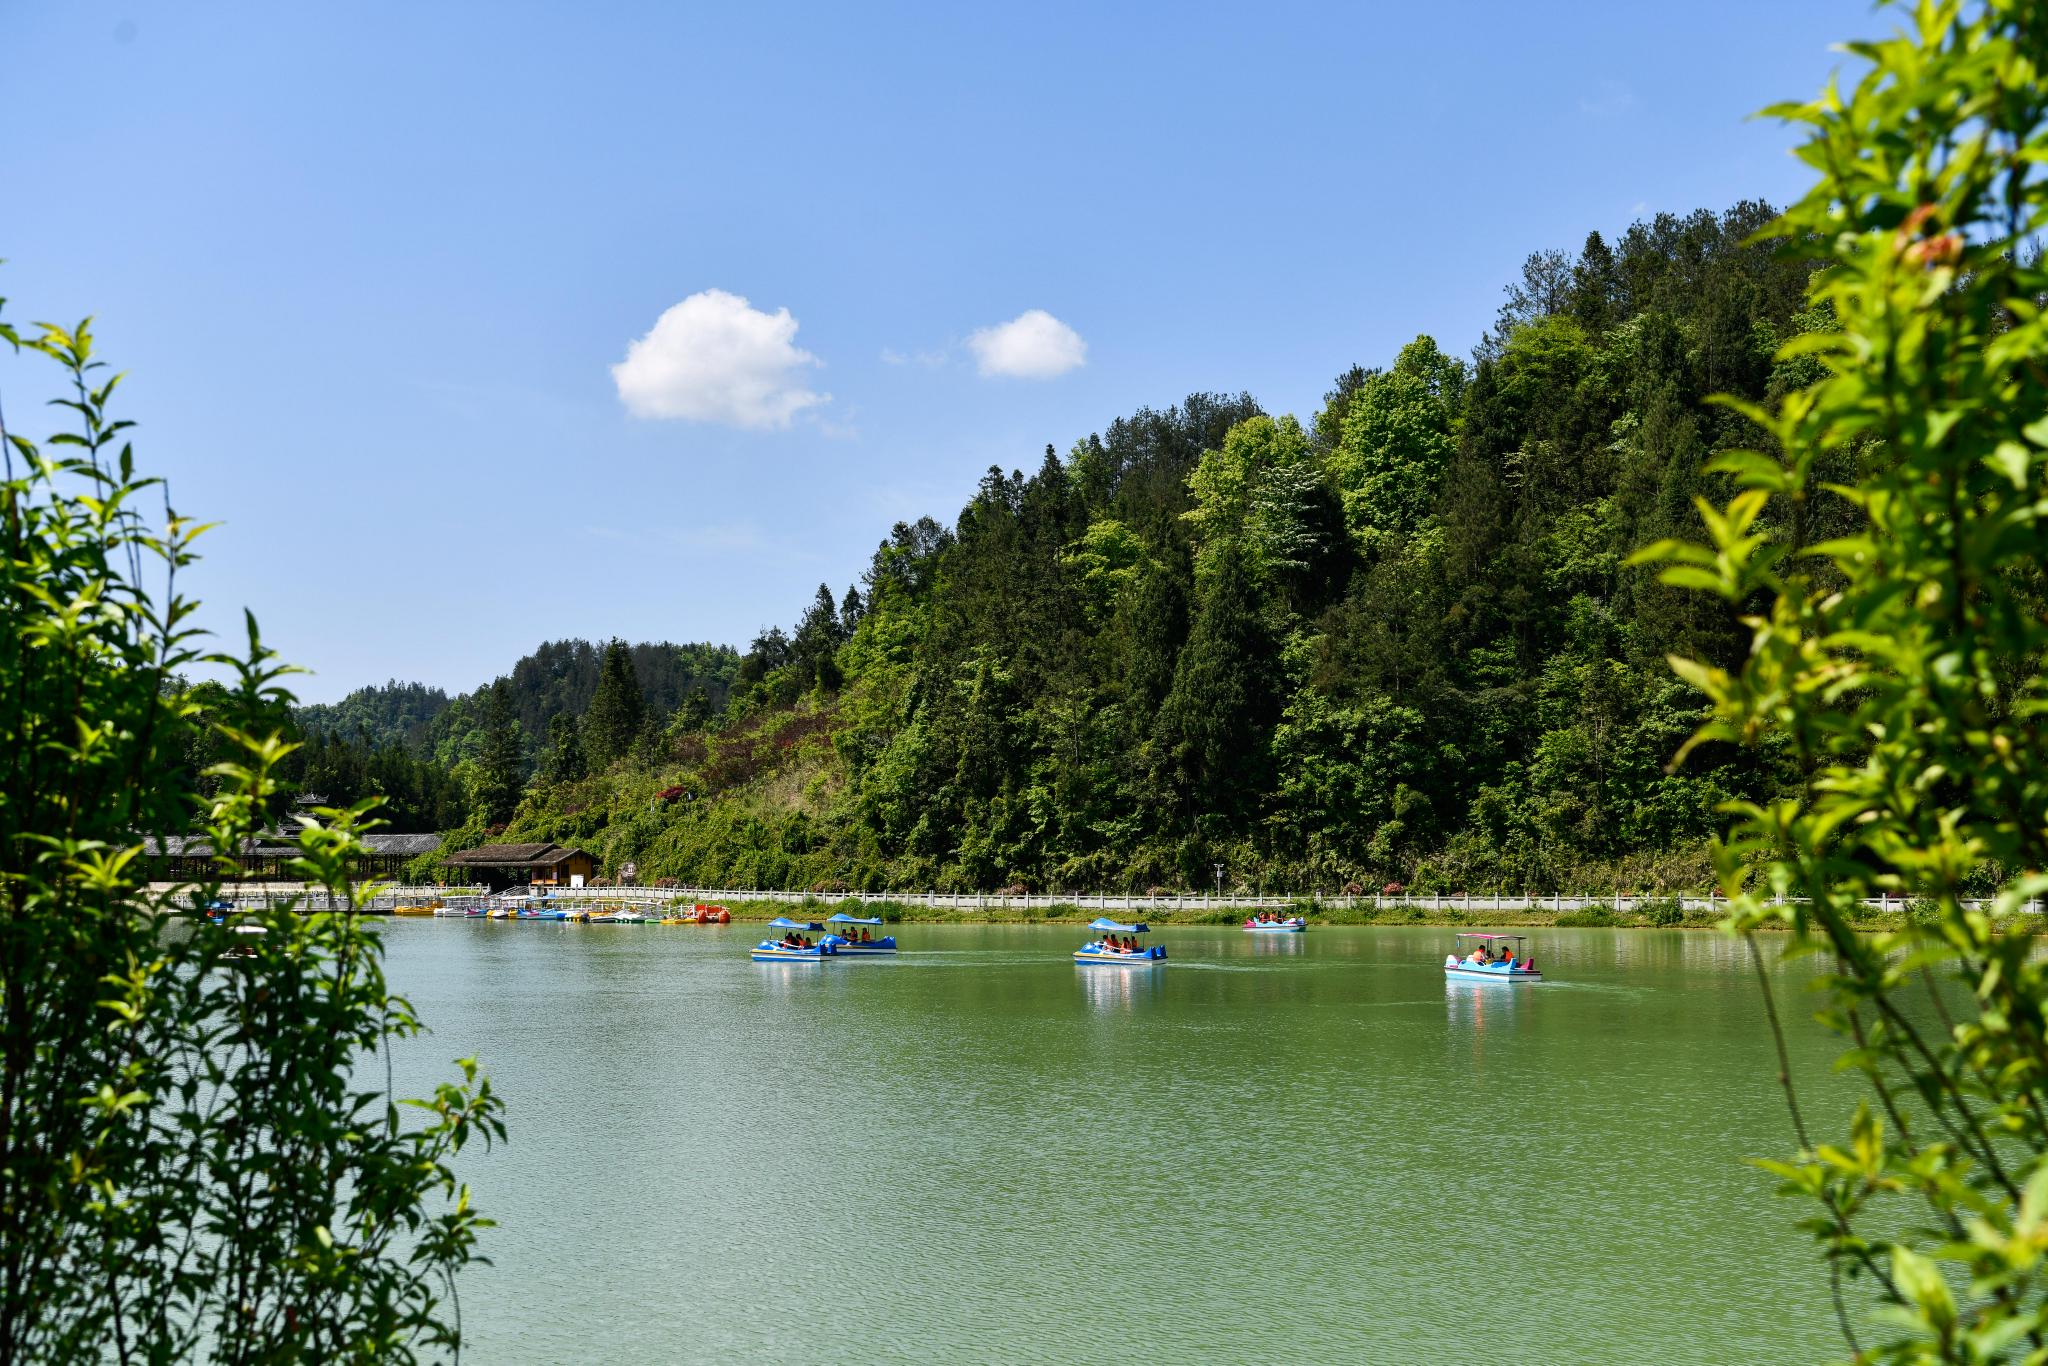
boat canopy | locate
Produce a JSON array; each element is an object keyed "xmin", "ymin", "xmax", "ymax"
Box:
[
  {"xmin": 1453, "ymin": 932, "xmax": 1527, "ymax": 940},
  {"xmin": 768, "ymin": 917, "xmax": 823, "ymax": 930},
  {"xmin": 826, "ymin": 912, "xmax": 883, "ymax": 925},
  {"xmin": 1088, "ymin": 917, "xmax": 1150, "ymax": 934}
]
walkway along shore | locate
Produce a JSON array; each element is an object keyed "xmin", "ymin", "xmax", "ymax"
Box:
[{"xmin": 149, "ymin": 883, "xmax": 2039, "ymax": 927}]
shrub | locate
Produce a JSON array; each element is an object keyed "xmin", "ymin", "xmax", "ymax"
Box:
[
  {"xmin": 0, "ymin": 298, "xmax": 501, "ymax": 1356},
  {"xmin": 1641, "ymin": 896, "xmax": 1686, "ymax": 928}
]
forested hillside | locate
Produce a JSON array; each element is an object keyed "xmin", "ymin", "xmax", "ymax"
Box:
[
  {"xmin": 412, "ymin": 202, "xmax": 1818, "ymax": 893},
  {"xmin": 274, "ymin": 639, "xmax": 739, "ymax": 833}
]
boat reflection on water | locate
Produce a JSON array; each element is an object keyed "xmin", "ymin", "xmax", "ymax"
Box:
[
  {"xmin": 753, "ymin": 955, "xmax": 834, "ymax": 1002},
  {"xmin": 1079, "ymin": 960, "xmax": 1164, "ymax": 1012},
  {"xmin": 1247, "ymin": 931, "xmax": 1306, "ymax": 958},
  {"xmin": 1444, "ymin": 974, "xmax": 1522, "ymax": 1034}
]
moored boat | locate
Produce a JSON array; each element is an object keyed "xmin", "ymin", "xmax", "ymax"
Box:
[
  {"xmin": 751, "ymin": 917, "xmax": 835, "ymax": 962},
  {"xmin": 1243, "ymin": 913, "xmax": 1306, "ymax": 933},
  {"xmin": 658, "ymin": 902, "xmax": 731, "ymax": 924},
  {"xmin": 220, "ymin": 923, "xmax": 267, "ymax": 961},
  {"xmin": 822, "ymin": 911, "xmax": 896, "ymax": 955},
  {"xmin": 1444, "ymin": 933, "xmax": 1543, "ymax": 982},
  {"xmin": 1074, "ymin": 917, "xmax": 1166, "ymax": 965}
]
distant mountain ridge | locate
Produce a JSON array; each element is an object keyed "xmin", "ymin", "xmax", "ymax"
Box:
[
  {"xmin": 295, "ymin": 680, "xmax": 451, "ymax": 750},
  {"xmin": 296, "ymin": 638, "xmax": 741, "ymax": 767}
]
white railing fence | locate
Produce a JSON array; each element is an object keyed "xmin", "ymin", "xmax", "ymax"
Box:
[
  {"xmin": 151, "ymin": 882, "xmax": 488, "ymax": 913},
  {"xmin": 467, "ymin": 887, "xmax": 2038, "ymax": 917},
  {"xmin": 160, "ymin": 882, "xmax": 2042, "ymax": 917}
]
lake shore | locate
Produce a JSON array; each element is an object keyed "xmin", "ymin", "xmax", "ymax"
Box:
[{"xmin": 700, "ymin": 897, "xmax": 1929, "ymax": 933}]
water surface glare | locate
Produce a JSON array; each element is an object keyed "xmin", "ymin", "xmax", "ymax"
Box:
[{"xmin": 385, "ymin": 923, "xmax": 1844, "ymax": 1363}]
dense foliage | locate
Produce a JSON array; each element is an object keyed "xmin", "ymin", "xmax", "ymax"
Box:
[
  {"xmin": 0, "ymin": 294, "xmax": 500, "ymax": 1360},
  {"xmin": 392, "ymin": 199, "xmax": 1834, "ymax": 892},
  {"xmin": 1645, "ymin": 2, "xmax": 2048, "ymax": 1358},
  {"xmin": 296, "ymin": 638, "xmax": 736, "ymax": 835}
]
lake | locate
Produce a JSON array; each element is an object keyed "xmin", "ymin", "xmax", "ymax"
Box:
[{"xmin": 384, "ymin": 921, "xmax": 1847, "ymax": 1364}]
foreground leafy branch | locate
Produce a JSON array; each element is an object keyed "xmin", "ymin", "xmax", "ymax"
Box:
[
  {"xmin": 0, "ymin": 293, "xmax": 503, "ymax": 1361},
  {"xmin": 1639, "ymin": 2, "xmax": 2048, "ymax": 1358}
]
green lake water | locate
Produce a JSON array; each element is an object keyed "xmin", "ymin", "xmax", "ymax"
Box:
[{"xmin": 384, "ymin": 922, "xmax": 1848, "ymax": 1363}]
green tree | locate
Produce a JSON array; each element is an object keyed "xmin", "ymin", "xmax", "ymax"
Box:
[
  {"xmin": 0, "ymin": 300, "xmax": 499, "ymax": 1359},
  {"xmin": 1184, "ymin": 414, "xmax": 1324, "ymax": 597},
  {"xmin": 581, "ymin": 637, "xmax": 644, "ymax": 769},
  {"xmin": 791, "ymin": 583, "xmax": 845, "ymax": 690},
  {"xmin": 473, "ymin": 677, "xmax": 524, "ymax": 821},
  {"xmin": 1059, "ymin": 518, "xmax": 1152, "ymax": 621},
  {"xmin": 1640, "ymin": 4, "xmax": 2048, "ymax": 1357},
  {"xmin": 541, "ymin": 710, "xmax": 586, "ymax": 782},
  {"xmin": 672, "ymin": 684, "xmax": 714, "ymax": 733},
  {"xmin": 1328, "ymin": 336, "xmax": 1463, "ymax": 554},
  {"xmin": 1152, "ymin": 541, "xmax": 1276, "ymax": 830}
]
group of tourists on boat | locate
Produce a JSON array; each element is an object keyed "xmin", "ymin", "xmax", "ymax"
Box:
[
  {"xmin": 751, "ymin": 915, "xmax": 902, "ymax": 961},
  {"xmin": 1074, "ymin": 918, "xmax": 1167, "ymax": 964},
  {"xmin": 1444, "ymin": 933, "xmax": 1542, "ymax": 981},
  {"xmin": 1243, "ymin": 911, "xmax": 1307, "ymax": 933}
]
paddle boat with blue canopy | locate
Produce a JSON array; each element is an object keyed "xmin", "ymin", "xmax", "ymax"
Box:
[
  {"xmin": 1243, "ymin": 912, "xmax": 1306, "ymax": 933},
  {"xmin": 752, "ymin": 917, "xmax": 836, "ymax": 962},
  {"xmin": 1444, "ymin": 932, "xmax": 1542, "ymax": 982},
  {"xmin": 821, "ymin": 911, "xmax": 897, "ymax": 956},
  {"xmin": 1075, "ymin": 917, "xmax": 1166, "ymax": 965}
]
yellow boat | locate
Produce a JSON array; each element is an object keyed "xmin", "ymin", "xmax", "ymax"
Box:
[{"xmin": 392, "ymin": 902, "xmax": 438, "ymax": 916}]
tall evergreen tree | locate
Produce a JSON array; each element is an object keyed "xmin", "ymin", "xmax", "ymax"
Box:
[
  {"xmin": 541, "ymin": 712, "xmax": 586, "ymax": 783},
  {"xmin": 581, "ymin": 639, "xmax": 644, "ymax": 769},
  {"xmin": 792, "ymin": 584, "xmax": 844, "ymax": 690},
  {"xmin": 1151, "ymin": 542, "xmax": 1276, "ymax": 830},
  {"xmin": 473, "ymin": 679, "xmax": 524, "ymax": 824}
]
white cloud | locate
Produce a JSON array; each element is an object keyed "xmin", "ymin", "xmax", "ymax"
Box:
[
  {"xmin": 611, "ymin": 289, "xmax": 827, "ymax": 428},
  {"xmin": 966, "ymin": 309, "xmax": 1087, "ymax": 379}
]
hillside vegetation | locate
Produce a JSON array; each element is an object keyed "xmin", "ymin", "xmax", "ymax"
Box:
[{"xmin": 364, "ymin": 201, "xmax": 1826, "ymax": 894}]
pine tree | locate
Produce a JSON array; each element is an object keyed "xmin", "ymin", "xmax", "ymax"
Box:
[
  {"xmin": 1570, "ymin": 230, "xmax": 1620, "ymax": 333},
  {"xmin": 541, "ymin": 712, "xmax": 586, "ymax": 782},
  {"xmin": 1151, "ymin": 542, "xmax": 1275, "ymax": 828},
  {"xmin": 792, "ymin": 584, "xmax": 843, "ymax": 690},
  {"xmin": 473, "ymin": 679, "xmax": 524, "ymax": 824},
  {"xmin": 581, "ymin": 639, "xmax": 644, "ymax": 770}
]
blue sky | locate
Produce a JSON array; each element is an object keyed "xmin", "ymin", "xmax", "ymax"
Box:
[{"xmin": 3, "ymin": 2, "xmax": 1865, "ymax": 702}]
